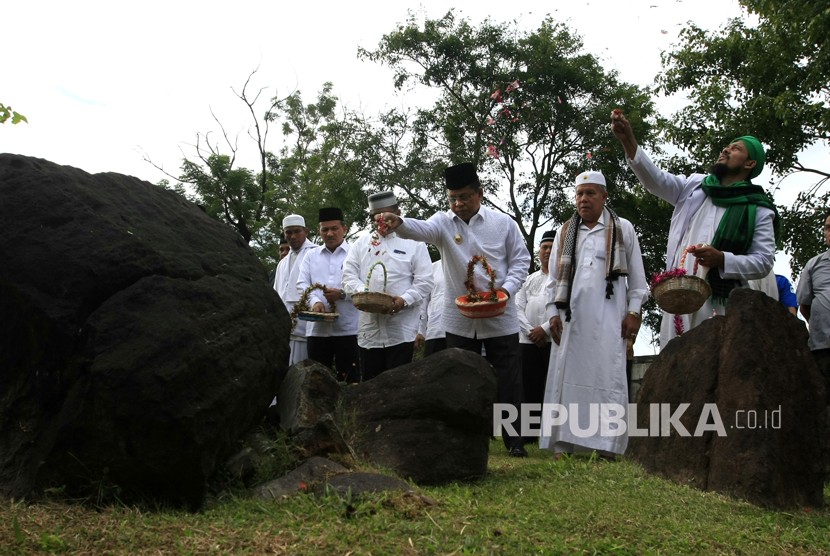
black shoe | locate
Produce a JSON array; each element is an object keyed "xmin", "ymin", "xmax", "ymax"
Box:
[{"xmin": 509, "ymin": 446, "xmax": 528, "ymax": 458}]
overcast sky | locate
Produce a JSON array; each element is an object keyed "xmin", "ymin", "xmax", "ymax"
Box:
[{"xmin": 5, "ymin": 0, "xmax": 751, "ymax": 184}]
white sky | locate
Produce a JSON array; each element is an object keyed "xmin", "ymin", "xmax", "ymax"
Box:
[{"xmin": 5, "ymin": 0, "xmax": 750, "ymax": 183}]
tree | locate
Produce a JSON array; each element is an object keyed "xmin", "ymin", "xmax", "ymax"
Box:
[
  {"xmin": 359, "ymin": 11, "xmax": 663, "ymax": 264},
  {"xmin": 0, "ymin": 103, "xmax": 26, "ymax": 125},
  {"xmin": 152, "ymin": 73, "xmax": 370, "ymax": 269},
  {"xmin": 655, "ymin": 0, "xmax": 830, "ymax": 275}
]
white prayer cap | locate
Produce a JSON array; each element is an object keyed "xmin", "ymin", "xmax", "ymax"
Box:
[
  {"xmin": 282, "ymin": 214, "xmax": 305, "ymax": 229},
  {"xmin": 368, "ymin": 191, "xmax": 397, "ymax": 210},
  {"xmin": 574, "ymin": 170, "xmax": 606, "ymax": 189}
]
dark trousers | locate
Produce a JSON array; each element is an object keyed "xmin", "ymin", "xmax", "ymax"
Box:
[
  {"xmin": 308, "ymin": 335, "xmax": 360, "ymax": 383},
  {"xmin": 521, "ymin": 342, "xmax": 551, "ymax": 441},
  {"xmin": 424, "ymin": 337, "xmax": 447, "ymax": 357},
  {"xmin": 360, "ymin": 342, "xmax": 415, "ymax": 381},
  {"xmin": 814, "ymin": 348, "xmax": 830, "ymax": 403},
  {"xmin": 446, "ymin": 332, "xmax": 523, "ymax": 450}
]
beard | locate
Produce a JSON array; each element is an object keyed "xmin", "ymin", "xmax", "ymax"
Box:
[{"xmin": 709, "ymin": 162, "xmax": 729, "ymax": 180}]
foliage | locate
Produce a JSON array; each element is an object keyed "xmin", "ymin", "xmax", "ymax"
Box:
[
  {"xmin": 780, "ymin": 191, "xmax": 830, "ymax": 277},
  {"xmin": 267, "ymin": 82, "xmax": 371, "ymax": 238},
  {"xmin": 3, "ymin": 443, "xmax": 830, "ymax": 554},
  {"xmin": 359, "ymin": 11, "xmax": 669, "ymax": 335},
  {"xmin": 359, "ymin": 11, "xmax": 664, "ymax": 263},
  {"xmin": 157, "ymin": 73, "xmax": 370, "ymax": 269},
  {"xmin": 0, "ymin": 102, "xmax": 27, "ymax": 125},
  {"xmin": 656, "ymin": 0, "xmax": 830, "ymax": 274}
]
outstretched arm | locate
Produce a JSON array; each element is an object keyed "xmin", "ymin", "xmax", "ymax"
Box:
[{"xmin": 611, "ymin": 109, "xmax": 639, "ymax": 160}]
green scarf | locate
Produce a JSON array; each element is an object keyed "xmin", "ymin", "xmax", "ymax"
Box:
[{"xmin": 700, "ymin": 175, "xmax": 780, "ymax": 304}]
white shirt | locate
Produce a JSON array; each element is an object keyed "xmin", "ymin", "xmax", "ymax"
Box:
[
  {"xmin": 397, "ymin": 205, "xmax": 531, "ymax": 339},
  {"xmin": 516, "ymin": 269, "xmax": 552, "ymax": 345},
  {"xmin": 296, "ymin": 242, "xmax": 359, "ymax": 337},
  {"xmin": 419, "ymin": 260, "xmax": 446, "ymax": 341},
  {"xmin": 341, "ymin": 231, "xmax": 434, "ymax": 348},
  {"xmin": 273, "ymin": 238, "xmax": 316, "ymax": 339}
]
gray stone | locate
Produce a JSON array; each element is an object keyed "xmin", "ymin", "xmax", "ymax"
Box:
[
  {"xmin": 0, "ymin": 154, "xmax": 290, "ymax": 509},
  {"xmin": 253, "ymin": 457, "xmax": 349, "ymax": 500},
  {"xmin": 628, "ymin": 288, "xmax": 826, "ymax": 508},
  {"xmin": 314, "ymin": 471, "xmax": 412, "ymax": 498},
  {"xmin": 277, "ymin": 360, "xmax": 351, "ymax": 457},
  {"xmin": 341, "ymin": 348, "xmax": 497, "ymax": 485}
]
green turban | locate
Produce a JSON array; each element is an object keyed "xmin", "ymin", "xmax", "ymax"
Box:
[{"xmin": 733, "ymin": 135, "xmax": 765, "ymax": 180}]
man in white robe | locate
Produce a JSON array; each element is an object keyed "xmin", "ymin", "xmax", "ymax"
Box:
[
  {"xmin": 612, "ymin": 111, "xmax": 778, "ymax": 349},
  {"xmin": 273, "ymin": 214, "xmax": 316, "ymax": 365},
  {"xmin": 540, "ymin": 171, "xmax": 648, "ymax": 458}
]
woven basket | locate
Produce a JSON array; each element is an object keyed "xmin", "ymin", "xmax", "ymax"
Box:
[
  {"xmin": 352, "ymin": 260, "xmax": 396, "ymax": 313},
  {"xmin": 291, "ymin": 283, "xmax": 337, "ymax": 330},
  {"xmin": 652, "ymin": 276, "xmax": 711, "ymax": 314},
  {"xmin": 456, "ymin": 255, "xmax": 507, "ymax": 319},
  {"xmin": 297, "ymin": 311, "xmax": 340, "ymax": 322},
  {"xmin": 652, "ymin": 247, "xmax": 712, "ymax": 314}
]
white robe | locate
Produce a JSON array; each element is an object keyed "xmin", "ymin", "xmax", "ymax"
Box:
[
  {"xmin": 539, "ymin": 213, "xmax": 647, "ymax": 456},
  {"xmin": 273, "ymin": 239, "xmax": 316, "ymax": 365},
  {"xmin": 659, "ymin": 200, "xmax": 777, "ymax": 347}
]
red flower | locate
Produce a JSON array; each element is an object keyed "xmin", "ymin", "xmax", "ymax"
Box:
[
  {"xmin": 489, "ymin": 89, "xmax": 502, "ymax": 102},
  {"xmin": 505, "ymin": 79, "xmax": 520, "ymax": 93},
  {"xmin": 486, "ymin": 145, "xmax": 499, "ymax": 159}
]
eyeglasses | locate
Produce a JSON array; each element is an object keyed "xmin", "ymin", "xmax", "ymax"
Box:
[{"xmin": 448, "ymin": 192, "xmax": 476, "ymax": 205}]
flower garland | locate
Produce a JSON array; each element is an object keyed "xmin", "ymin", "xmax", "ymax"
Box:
[
  {"xmin": 289, "ymin": 283, "xmax": 332, "ymax": 331},
  {"xmin": 464, "ymin": 255, "xmax": 498, "ymax": 302},
  {"xmin": 365, "ymin": 260, "xmax": 388, "ymax": 292}
]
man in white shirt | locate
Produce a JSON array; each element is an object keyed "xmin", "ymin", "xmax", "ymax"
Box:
[
  {"xmin": 379, "ymin": 162, "xmax": 532, "ymax": 457},
  {"xmin": 417, "ymin": 259, "xmax": 447, "ymax": 357},
  {"xmin": 273, "ymin": 215, "xmax": 317, "ymax": 366},
  {"xmin": 516, "ymin": 229, "xmax": 555, "ymax": 440},
  {"xmin": 296, "ymin": 207, "xmax": 360, "ymax": 383},
  {"xmin": 540, "ymin": 171, "xmax": 648, "ymax": 460},
  {"xmin": 342, "ymin": 191, "xmax": 433, "ymax": 380}
]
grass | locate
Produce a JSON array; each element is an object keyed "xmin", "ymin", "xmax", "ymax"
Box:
[{"xmin": 1, "ymin": 441, "xmax": 829, "ymax": 555}]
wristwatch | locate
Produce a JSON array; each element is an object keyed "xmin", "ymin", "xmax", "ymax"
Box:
[{"xmin": 339, "ymin": 290, "xmax": 346, "ymax": 300}]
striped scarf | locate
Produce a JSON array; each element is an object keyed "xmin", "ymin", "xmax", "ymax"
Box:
[{"xmin": 554, "ymin": 206, "xmax": 628, "ymax": 322}]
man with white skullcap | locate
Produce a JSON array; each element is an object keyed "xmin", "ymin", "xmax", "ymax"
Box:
[
  {"xmin": 540, "ymin": 170, "xmax": 647, "ymax": 461},
  {"xmin": 273, "ymin": 214, "xmax": 316, "ymax": 365}
]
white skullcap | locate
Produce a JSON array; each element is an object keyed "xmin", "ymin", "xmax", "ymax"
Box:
[
  {"xmin": 574, "ymin": 170, "xmax": 606, "ymax": 189},
  {"xmin": 282, "ymin": 214, "xmax": 305, "ymax": 228}
]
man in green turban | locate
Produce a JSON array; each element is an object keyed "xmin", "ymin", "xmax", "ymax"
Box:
[{"xmin": 611, "ymin": 113, "xmax": 779, "ymax": 350}]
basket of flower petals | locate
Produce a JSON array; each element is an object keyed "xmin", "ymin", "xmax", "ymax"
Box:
[
  {"xmin": 291, "ymin": 284, "xmax": 340, "ymax": 328},
  {"xmin": 455, "ymin": 255, "xmax": 508, "ymax": 319},
  {"xmin": 651, "ymin": 246, "xmax": 712, "ymax": 315},
  {"xmin": 351, "ymin": 261, "xmax": 396, "ymax": 314}
]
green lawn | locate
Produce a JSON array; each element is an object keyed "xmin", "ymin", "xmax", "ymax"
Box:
[{"xmin": 2, "ymin": 441, "xmax": 828, "ymax": 555}]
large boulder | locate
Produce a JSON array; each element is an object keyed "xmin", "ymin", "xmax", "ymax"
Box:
[
  {"xmin": 0, "ymin": 154, "xmax": 289, "ymax": 508},
  {"xmin": 628, "ymin": 288, "xmax": 826, "ymax": 508},
  {"xmin": 341, "ymin": 348, "xmax": 497, "ymax": 484}
]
